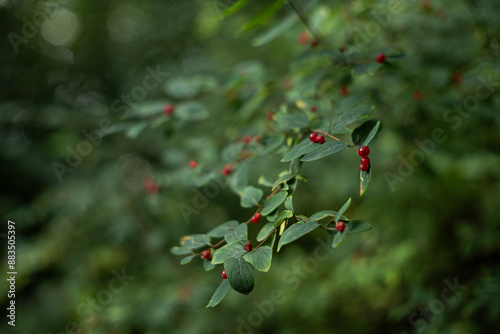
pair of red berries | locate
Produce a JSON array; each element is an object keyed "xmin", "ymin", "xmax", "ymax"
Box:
[
  {"xmin": 336, "ymin": 221, "xmax": 346, "ymax": 232},
  {"xmin": 221, "ymin": 164, "xmax": 233, "ymax": 176},
  {"xmin": 251, "ymin": 213, "xmax": 260, "ymax": 223},
  {"xmin": 309, "ymin": 132, "xmax": 325, "ymax": 144},
  {"xmin": 357, "ymin": 145, "xmax": 371, "ymax": 171}
]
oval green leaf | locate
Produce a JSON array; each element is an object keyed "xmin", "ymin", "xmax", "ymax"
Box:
[
  {"xmin": 225, "ymin": 223, "xmax": 248, "ymax": 244},
  {"xmin": 212, "ymin": 240, "xmax": 247, "ymax": 264},
  {"xmin": 206, "ymin": 280, "xmax": 231, "ymax": 308},
  {"xmin": 224, "ymin": 257, "xmax": 255, "ymax": 295},
  {"xmin": 261, "ymin": 191, "xmax": 287, "ymax": 215},
  {"xmin": 277, "ymin": 220, "xmax": 320, "ymax": 252},
  {"xmin": 243, "ymin": 246, "xmax": 273, "ymax": 272},
  {"xmin": 240, "ymin": 186, "xmax": 264, "ymax": 208},
  {"xmin": 301, "ymin": 141, "xmax": 347, "ymax": 162}
]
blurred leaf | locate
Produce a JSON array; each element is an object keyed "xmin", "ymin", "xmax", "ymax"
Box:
[
  {"xmin": 284, "ymin": 196, "xmax": 294, "ymax": 211},
  {"xmin": 301, "ymin": 141, "xmax": 347, "ymax": 161},
  {"xmin": 180, "ymin": 234, "xmax": 211, "ymax": 249},
  {"xmin": 164, "ymin": 74, "xmax": 217, "ymax": 99},
  {"xmin": 244, "ymin": 246, "xmax": 272, "ymax": 272},
  {"xmin": 220, "ymin": 0, "xmax": 251, "ymax": 19},
  {"xmin": 332, "ymin": 231, "xmax": 345, "ymax": 248},
  {"xmin": 171, "ymin": 246, "xmax": 192, "ymax": 255},
  {"xmin": 230, "ymin": 162, "xmax": 249, "ymax": 195},
  {"xmin": 328, "ymin": 105, "xmax": 375, "ymax": 133},
  {"xmin": 207, "ymin": 220, "xmax": 240, "ymax": 238},
  {"xmin": 224, "ymin": 257, "xmax": 255, "ymax": 294},
  {"xmin": 212, "ymin": 240, "xmax": 246, "ymax": 264},
  {"xmin": 277, "ymin": 220, "xmax": 320, "ymax": 252},
  {"xmin": 261, "ymin": 191, "xmax": 287, "ymax": 215},
  {"xmin": 206, "ymin": 280, "xmax": 230, "ymax": 308},
  {"xmin": 260, "ymin": 134, "xmax": 284, "ymax": 155},
  {"xmin": 236, "ymin": 0, "xmax": 285, "ymax": 36},
  {"xmin": 225, "ymin": 223, "xmax": 248, "ymax": 243},
  {"xmin": 222, "ymin": 142, "xmax": 244, "ymax": 162},
  {"xmin": 240, "ymin": 186, "xmax": 264, "ymax": 208},
  {"xmin": 345, "ymin": 220, "xmax": 372, "ymax": 234},
  {"xmin": 258, "ymin": 175, "xmax": 275, "ymax": 187},
  {"xmin": 352, "ymin": 119, "xmax": 382, "ymax": 146},
  {"xmin": 203, "ymin": 259, "xmax": 216, "ymax": 271},
  {"xmin": 252, "ymin": 14, "xmax": 298, "ymax": 47},
  {"xmin": 125, "ymin": 121, "xmax": 148, "ymax": 139},
  {"xmin": 180, "ymin": 255, "xmax": 195, "ymax": 265},
  {"xmin": 281, "ymin": 138, "xmax": 319, "ymax": 162},
  {"xmin": 274, "ymin": 113, "xmax": 309, "ymax": 130},
  {"xmin": 289, "ymin": 159, "xmax": 302, "ymax": 175},
  {"xmin": 351, "ymin": 62, "xmax": 382, "ymax": 76},
  {"xmin": 176, "ymin": 101, "xmax": 210, "ymax": 122}
]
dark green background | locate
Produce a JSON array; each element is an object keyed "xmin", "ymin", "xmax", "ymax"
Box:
[{"xmin": 1, "ymin": 0, "xmax": 499, "ymax": 333}]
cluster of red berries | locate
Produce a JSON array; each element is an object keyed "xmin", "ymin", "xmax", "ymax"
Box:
[
  {"xmin": 309, "ymin": 132, "xmax": 325, "ymax": 144},
  {"xmin": 357, "ymin": 145, "xmax": 371, "ymax": 171},
  {"xmin": 336, "ymin": 221, "xmax": 346, "ymax": 232}
]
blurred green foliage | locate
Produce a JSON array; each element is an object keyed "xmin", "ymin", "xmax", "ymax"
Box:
[{"xmin": 1, "ymin": 0, "xmax": 500, "ymax": 333}]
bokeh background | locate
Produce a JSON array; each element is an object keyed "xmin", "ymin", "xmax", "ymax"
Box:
[{"xmin": 1, "ymin": 0, "xmax": 500, "ymax": 333}]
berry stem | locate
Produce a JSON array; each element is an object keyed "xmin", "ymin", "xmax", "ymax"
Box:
[{"xmin": 254, "ymin": 219, "xmax": 287, "ymax": 250}]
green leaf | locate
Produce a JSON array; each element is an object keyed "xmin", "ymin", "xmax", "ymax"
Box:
[
  {"xmin": 327, "ymin": 105, "xmax": 375, "ymax": 133},
  {"xmin": 335, "ymin": 198, "xmax": 351, "ymax": 223},
  {"xmin": 274, "ymin": 113, "xmax": 309, "ymax": 130},
  {"xmin": 236, "ymin": 0, "xmax": 285, "ymax": 36},
  {"xmin": 351, "ymin": 62, "xmax": 382, "ymax": 76},
  {"xmin": 261, "ymin": 191, "xmax": 288, "ymax": 215},
  {"xmin": 222, "ymin": 142, "xmax": 245, "ymax": 162},
  {"xmin": 207, "ymin": 220, "xmax": 240, "ymax": 238},
  {"xmin": 203, "ymin": 259, "xmax": 216, "ymax": 271},
  {"xmin": 260, "ymin": 133, "xmax": 285, "ymax": 155},
  {"xmin": 176, "ymin": 101, "xmax": 210, "ymax": 122},
  {"xmin": 301, "ymin": 141, "xmax": 347, "ymax": 162},
  {"xmin": 206, "ymin": 280, "xmax": 230, "ymax": 308},
  {"xmin": 125, "ymin": 121, "xmax": 148, "ymax": 139},
  {"xmin": 252, "ymin": 14, "xmax": 298, "ymax": 47},
  {"xmin": 126, "ymin": 100, "xmax": 170, "ymax": 118},
  {"xmin": 284, "ymin": 196, "xmax": 294, "ymax": 212},
  {"xmin": 180, "ymin": 234, "xmax": 211, "ymax": 249},
  {"xmin": 258, "ymin": 175, "xmax": 275, "ymax": 187},
  {"xmin": 225, "ymin": 223, "xmax": 248, "ymax": 243},
  {"xmin": 220, "ymin": 0, "xmax": 251, "ymax": 19},
  {"xmin": 273, "ymin": 209, "xmax": 293, "ymax": 227},
  {"xmin": 309, "ymin": 210, "xmax": 347, "ymax": 222},
  {"xmin": 289, "ymin": 159, "xmax": 302, "ymax": 175},
  {"xmin": 180, "ymin": 255, "xmax": 195, "ymax": 265},
  {"xmin": 240, "ymin": 186, "xmax": 264, "ymax": 208},
  {"xmin": 277, "ymin": 221, "xmax": 320, "ymax": 252},
  {"xmin": 352, "ymin": 119, "xmax": 382, "ymax": 147},
  {"xmin": 224, "ymin": 257, "xmax": 255, "ymax": 295},
  {"xmin": 244, "ymin": 246, "xmax": 273, "ymax": 272},
  {"xmin": 164, "ymin": 74, "xmax": 217, "ymax": 99},
  {"xmin": 257, "ymin": 222, "xmax": 275, "ymax": 242},
  {"xmin": 212, "ymin": 240, "xmax": 247, "ymax": 264},
  {"xmin": 229, "ymin": 162, "xmax": 249, "ymax": 195},
  {"xmin": 360, "ymin": 165, "xmax": 372, "ymax": 196},
  {"xmin": 171, "ymin": 246, "xmax": 192, "ymax": 255},
  {"xmin": 272, "ymin": 172, "xmax": 293, "ymax": 190},
  {"xmin": 345, "ymin": 220, "xmax": 372, "ymax": 234},
  {"xmin": 332, "ymin": 231, "xmax": 346, "ymax": 248},
  {"xmin": 281, "ymin": 138, "xmax": 319, "ymax": 162}
]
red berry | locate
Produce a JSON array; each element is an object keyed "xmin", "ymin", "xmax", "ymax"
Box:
[
  {"xmin": 221, "ymin": 270, "xmax": 227, "ymax": 279},
  {"xmin": 251, "ymin": 213, "xmax": 260, "ymax": 224},
  {"xmin": 316, "ymin": 135, "xmax": 325, "ymax": 144},
  {"xmin": 244, "ymin": 136, "xmax": 253, "ymax": 144},
  {"xmin": 143, "ymin": 177, "xmax": 160, "ymax": 194},
  {"xmin": 360, "ymin": 157, "xmax": 370, "ymax": 166},
  {"xmin": 221, "ymin": 164, "xmax": 233, "ymax": 176},
  {"xmin": 163, "ymin": 104, "xmax": 174, "ymax": 116},
  {"xmin": 311, "ymin": 39, "xmax": 319, "ymax": 48},
  {"xmin": 336, "ymin": 221, "xmax": 346, "ymax": 232},
  {"xmin": 359, "ymin": 164, "xmax": 368, "ymax": 172},
  {"xmin": 376, "ymin": 53, "xmax": 386, "ymax": 63},
  {"xmin": 244, "ymin": 241, "xmax": 252, "ymax": 252},
  {"xmin": 309, "ymin": 132, "xmax": 318, "ymax": 142},
  {"xmin": 340, "ymin": 86, "xmax": 349, "ymax": 96},
  {"xmin": 202, "ymin": 250, "xmax": 211, "ymax": 260},
  {"xmin": 357, "ymin": 145, "xmax": 370, "ymax": 157},
  {"xmin": 413, "ymin": 90, "xmax": 423, "ymax": 101},
  {"xmin": 310, "ymin": 106, "xmax": 317, "ymax": 113},
  {"xmin": 453, "ymin": 72, "xmax": 463, "ymax": 84},
  {"xmin": 298, "ymin": 31, "xmax": 309, "ymax": 45},
  {"xmin": 189, "ymin": 160, "xmax": 198, "ymax": 169}
]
